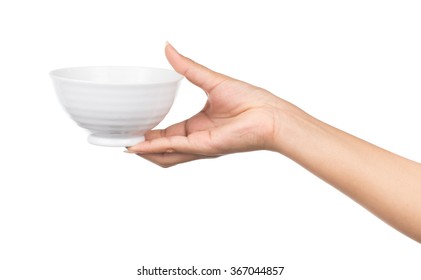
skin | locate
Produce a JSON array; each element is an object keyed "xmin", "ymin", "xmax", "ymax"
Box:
[{"xmin": 127, "ymin": 43, "xmax": 421, "ymax": 243}]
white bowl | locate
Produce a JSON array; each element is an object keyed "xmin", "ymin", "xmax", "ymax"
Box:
[{"xmin": 50, "ymin": 66, "xmax": 183, "ymax": 147}]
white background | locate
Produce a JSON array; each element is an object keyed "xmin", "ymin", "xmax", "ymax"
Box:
[{"xmin": 1, "ymin": 0, "xmax": 420, "ymax": 279}]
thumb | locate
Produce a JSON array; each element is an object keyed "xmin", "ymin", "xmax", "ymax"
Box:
[{"xmin": 165, "ymin": 42, "xmax": 228, "ymax": 93}]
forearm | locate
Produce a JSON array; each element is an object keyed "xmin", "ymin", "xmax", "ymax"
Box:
[{"xmin": 275, "ymin": 101, "xmax": 421, "ymax": 243}]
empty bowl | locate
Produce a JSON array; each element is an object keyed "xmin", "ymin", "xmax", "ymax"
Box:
[{"xmin": 50, "ymin": 66, "xmax": 183, "ymax": 147}]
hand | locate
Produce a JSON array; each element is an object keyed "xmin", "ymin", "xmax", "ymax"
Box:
[
  {"xmin": 127, "ymin": 43, "xmax": 287, "ymax": 167},
  {"xmin": 127, "ymin": 44, "xmax": 421, "ymax": 243}
]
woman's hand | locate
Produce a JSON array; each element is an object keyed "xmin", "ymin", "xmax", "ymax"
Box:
[
  {"xmin": 127, "ymin": 43, "xmax": 288, "ymax": 167},
  {"xmin": 127, "ymin": 44, "xmax": 421, "ymax": 243}
]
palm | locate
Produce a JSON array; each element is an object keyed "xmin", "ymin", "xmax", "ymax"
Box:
[{"xmin": 129, "ymin": 43, "xmax": 279, "ymax": 166}]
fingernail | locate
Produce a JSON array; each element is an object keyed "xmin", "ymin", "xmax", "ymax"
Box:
[
  {"xmin": 124, "ymin": 150, "xmax": 139, "ymax": 154},
  {"xmin": 165, "ymin": 41, "xmax": 179, "ymax": 54},
  {"xmin": 165, "ymin": 41, "xmax": 174, "ymax": 50}
]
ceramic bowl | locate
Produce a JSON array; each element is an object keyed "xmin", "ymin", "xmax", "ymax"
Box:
[{"xmin": 50, "ymin": 66, "xmax": 183, "ymax": 147}]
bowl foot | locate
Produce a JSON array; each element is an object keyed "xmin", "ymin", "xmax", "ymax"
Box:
[{"xmin": 88, "ymin": 134, "xmax": 145, "ymax": 147}]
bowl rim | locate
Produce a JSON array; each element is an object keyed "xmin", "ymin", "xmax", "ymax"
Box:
[{"xmin": 49, "ymin": 66, "xmax": 184, "ymax": 86}]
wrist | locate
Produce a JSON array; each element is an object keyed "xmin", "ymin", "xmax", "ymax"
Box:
[{"xmin": 269, "ymin": 98, "xmax": 315, "ymax": 157}]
